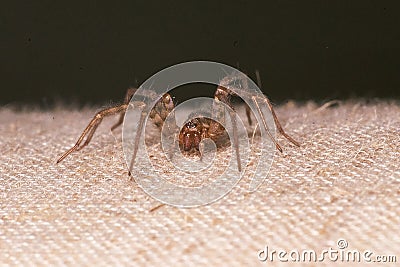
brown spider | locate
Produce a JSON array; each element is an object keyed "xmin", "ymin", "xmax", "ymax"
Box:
[{"xmin": 57, "ymin": 72, "xmax": 300, "ymax": 174}]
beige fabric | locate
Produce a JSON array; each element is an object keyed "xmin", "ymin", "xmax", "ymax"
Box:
[{"xmin": 0, "ymin": 100, "xmax": 399, "ymax": 266}]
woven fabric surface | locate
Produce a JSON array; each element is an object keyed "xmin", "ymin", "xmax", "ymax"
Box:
[{"xmin": 0, "ymin": 100, "xmax": 399, "ymax": 266}]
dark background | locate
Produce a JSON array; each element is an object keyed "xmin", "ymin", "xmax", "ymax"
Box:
[{"xmin": 2, "ymin": 1, "xmax": 399, "ymax": 107}]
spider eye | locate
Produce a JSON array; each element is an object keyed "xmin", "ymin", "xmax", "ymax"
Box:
[{"xmin": 186, "ymin": 121, "xmax": 197, "ymax": 128}]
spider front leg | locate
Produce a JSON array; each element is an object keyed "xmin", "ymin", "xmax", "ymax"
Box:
[
  {"xmin": 127, "ymin": 93, "xmax": 178, "ymax": 175},
  {"xmin": 210, "ymin": 85, "xmax": 242, "ymax": 172},
  {"xmin": 110, "ymin": 88, "xmax": 137, "ymax": 131},
  {"xmin": 263, "ymin": 96, "xmax": 300, "ymax": 147},
  {"xmin": 214, "ymin": 70, "xmax": 300, "ymax": 173},
  {"xmin": 222, "ymin": 71, "xmax": 300, "ymax": 152},
  {"xmin": 254, "ymin": 70, "xmax": 300, "ymax": 148}
]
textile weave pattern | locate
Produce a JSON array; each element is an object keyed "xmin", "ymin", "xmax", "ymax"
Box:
[{"xmin": 0, "ymin": 100, "xmax": 399, "ymax": 266}]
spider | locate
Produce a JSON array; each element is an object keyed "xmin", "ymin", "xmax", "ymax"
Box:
[{"xmin": 56, "ymin": 71, "xmax": 300, "ymax": 174}]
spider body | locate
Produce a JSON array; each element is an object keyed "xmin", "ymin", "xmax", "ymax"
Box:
[{"xmin": 57, "ymin": 72, "xmax": 300, "ymax": 175}]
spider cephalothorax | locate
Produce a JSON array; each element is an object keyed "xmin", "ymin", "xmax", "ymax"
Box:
[
  {"xmin": 177, "ymin": 116, "xmax": 228, "ymax": 153},
  {"xmin": 179, "ymin": 118, "xmax": 205, "ymax": 152},
  {"xmin": 57, "ymin": 72, "xmax": 300, "ymax": 175}
]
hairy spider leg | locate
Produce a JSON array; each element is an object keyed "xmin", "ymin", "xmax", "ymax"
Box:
[
  {"xmin": 110, "ymin": 88, "xmax": 137, "ymax": 131},
  {"xmin": 128, "ymin": 93, "xmax": 177, "ymax": 176},
  {"xmin": 218, "ymin": 71, "xmax": 299, "ymax": 155},
  {"xmin": 255, "ymin": 70, "xmax": 300, "ymax": 147},
  {"xmin": 211, "ymin": 85, "xmax": 242, "ymax": 172},
  {"xmin": 57, "ymin": 87, "xmax": 139, "ymax": 164},
  {"xmin": 56, "ymin": 103, "xmax": 129, "ymax": 163}
]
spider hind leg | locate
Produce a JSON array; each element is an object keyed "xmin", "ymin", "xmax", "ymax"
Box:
[{"xmin": 57, "ymin": 103, "xmax": 129, "ymax": 163}]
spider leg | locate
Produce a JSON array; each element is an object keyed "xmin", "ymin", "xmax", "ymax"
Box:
[
  {"xmin": 199, "ymin": 126, "xmax": 208, "ymax": 162},
  {"xmin": 220, "ymin": 70, "xmax": 299, "ymax": 154},
  {"xmin": 212, "ymin": 86, "xmax": 242, "ymax": 172},
  {"xmin": 150, "ymin": 93, "xmax": 178, "ymax": 161},
  {"xmin": 255, "ymin": 70, "xmax": 300, "ymax": 147},
  {"xmin": 220, "ymin": 73, "xmax": 252, "ymax": 126},
  {"xmin": 245, "ymin": 105, "xmax": 253, "ymax": 125},
  {"xmin": 128, "ymin": 93, "xmax": 178, "ymax": 176},
  {"xmin": 76, "ymin": 121, "xmax": 100, "ymax": 151},
  {"xmin": 264, "ymin": 96, "xmax": 300, "ymax": 147},
  {"xmin": 57, "ymin": 104, "xmax": 129, "ymax": 163},
  {"xmin": 251, "ymin": 96, "xmax": 283, "ymax": 152},
  {"xmin": 111, "ymin": 88, "xmax": 137, "ymax": 131},
  {"xmin": 128, "ymin": 107, "xmax": 148, "ymax": 176}
]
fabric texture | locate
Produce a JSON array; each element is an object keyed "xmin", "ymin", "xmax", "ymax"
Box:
[{"xmin": 0, "ymin": 100, "xmax": 399, "ymax": 266}]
